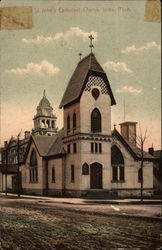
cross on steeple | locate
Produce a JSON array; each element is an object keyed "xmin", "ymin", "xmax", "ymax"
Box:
[
  {"xmin": 43, "ymin": 89, "xmax": 46, "ymax": 97},
  {"xmin": 78, "ymin": 52, "xmax": 82, "ymax": 60},
  {"xmin": 88, "ymin": 34, "xmax": 94, "ymax": 53}
]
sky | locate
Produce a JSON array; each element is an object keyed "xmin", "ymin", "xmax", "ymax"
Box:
[{"xmin": 0, "ymin": 0, "xmax": 161, "ymax": 150}]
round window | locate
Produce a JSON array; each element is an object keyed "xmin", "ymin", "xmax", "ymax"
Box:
[{"xmin": 92, "ymin": 88, "xmax": 100, "ymax": 100}]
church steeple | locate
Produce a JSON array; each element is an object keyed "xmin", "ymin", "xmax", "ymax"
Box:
[
  {"xmin": 60, "ymin": 42, "xmax": 114, "ymax": 192},
  {"xmin": 60, "ymin": 52, "xmax": 116, "ymax": 108},
  {"xmin": 33, "ymin": 90, "xmax": 58, "ymax": 136}
]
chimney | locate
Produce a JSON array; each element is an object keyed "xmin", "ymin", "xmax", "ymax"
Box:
[
  {"xmin": 4, "ymin": 141, "xmax": 8, "ymax": 147},
  {"xmin": 119, "ymin": 121, "xmax": 137, "ymax": 146},
  {"xmin": 148, "ymin": 147, "xmax": 154, "ymax": 156},
  {"xmin": 24, "ymin": 131, "xmax": 30, "ymax": 139}
]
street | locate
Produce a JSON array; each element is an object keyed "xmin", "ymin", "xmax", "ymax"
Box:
[{"xmin": 0, "ymin": 195, "xmax": 162, "ymax": 249}]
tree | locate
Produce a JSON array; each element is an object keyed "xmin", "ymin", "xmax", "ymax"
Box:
[{"xmin": 136, "ymin": 126, "xmax": 149, "ymax": 202}]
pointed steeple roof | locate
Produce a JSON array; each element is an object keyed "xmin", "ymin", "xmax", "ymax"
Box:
[{"xmin": 59, "ymin": 53, "xmax": 116, "ymax": 108}]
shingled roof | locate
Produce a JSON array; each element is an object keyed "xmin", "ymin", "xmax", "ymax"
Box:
[
  {"xmin": 47, "ymin": 129, "xmax": 65, "ymax": 157},
  {"xmin": 59, "ymin": 53, "xmax": 116, "ymax": 108},
  {"xmin": 32, "ymin": 130, "xmax": 65, "ymax": 157},
  {"xmin": 112, "ymin": 129, "xmax": 155, "ymax": 161},
  {"xmin": 32, "ymin": 136, "xmax": 55, "ymax": 157},
  {"xmin": 24, "ymin": 129, "xmax": 65, "ymax": 162}
]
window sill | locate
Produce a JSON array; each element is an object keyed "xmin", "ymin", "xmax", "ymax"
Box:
[
  {"xmin": 29, "ymin": 181, "xmax": 38, "ymax": 183},
  {"xmin": 111, "ymin": 180, "xmax": 125, "ymax": 183},
  {"xmin": 91, "ymin": 152, "xmax": 102, "ymax": 154},
  {"xmin": 111, "ymin": 180, "xmax": 118, "ymax": 183},
  {"xmin": 119, "ymin": 180, "xmax": 125, "ymax": 183}
]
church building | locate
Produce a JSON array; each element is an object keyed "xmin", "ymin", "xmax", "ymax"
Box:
[
  {"xmin": 0, "ymin": 37, "xmax": 155, "ymax": 197},
  {"xmin": 19, "ymin": 46, "xmax": 154, "ymax": 197}
]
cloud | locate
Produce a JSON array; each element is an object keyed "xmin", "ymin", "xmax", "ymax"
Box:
[
  {"xmin": 116, "ymin": 85, "xmax": 142, "ymax": 95},
  {"xmin": 5, "ymin": 60, "xmax": 60, "ymax": 76},
  {"xmin": 22, "ymin": 27, "xmax": 98, "ymax": 45},
  {"xmin": 103, "ymin": 61, "xmax": 132, "ymax": 73},
  {"xmin": 121, "ymin": 41, "xmax": 161, "ymax": 54}
]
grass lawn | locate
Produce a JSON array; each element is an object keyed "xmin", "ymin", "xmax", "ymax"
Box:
[{"xmin": 0, "ymin": 196, "xmax": 161, "ymax": 249}]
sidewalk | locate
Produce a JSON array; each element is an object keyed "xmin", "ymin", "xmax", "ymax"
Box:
[{"xmin": 1, "ymin": 192, "xmax": 162, "ymax": 205}]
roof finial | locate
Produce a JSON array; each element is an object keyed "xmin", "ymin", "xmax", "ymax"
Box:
[
  {"xmin": 78, "ymin": 52, "xmax": 82, "ymax": 61},
  {"xmin": 114, "ymin": 123, "xmax": 116, "ymax": 130},
  {"xmin": 88, "ymin": 34, "xmax": 94, "ymax": 54},
  {"xmin": 43, "ymin": 89, "xmax": 46, "ymax": 97}
]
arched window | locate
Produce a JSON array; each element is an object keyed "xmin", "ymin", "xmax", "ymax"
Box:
[
  {"xmin": 67, "ymin": 115, "xmax": 70, "ymax": 133},
  {"xmin": 29, "ymin": 150, "xmax": 38, "ymax": 182},
  {"xmin": 82, "ymin": 163, "xmax": 89, "ymax": 175},
  {"xmin": 30, "ymin": 150, "xmax": 37, "ymax": 166},
  {"xmin": 73, "ymin": 112, "xmax": 76, "ymax": 130},
  {"xmin": 111, "ymin": 145, "xmax": 125, "ymax": 182},
  {"xmin": 91, "ymin": 108, "xmax": 101, "ymax": 133}
]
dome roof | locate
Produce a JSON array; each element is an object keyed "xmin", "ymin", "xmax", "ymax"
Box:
[
  {"xmin": 34, "ymin": 90, "xmax": 56, "ymax": 120},
  {"xmin": 38, "ymin": 90, "xmax": 51, "ymax": 108}
]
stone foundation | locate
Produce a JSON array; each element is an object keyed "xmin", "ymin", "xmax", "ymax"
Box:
[
  {"xmin": 21, "ymin": 188, "xmax": 154, "ymax": 198},
  {"xmin": 46, "ymin": 189, "xmax": 63, "ymax": 197},
  {"xmin": 112, "ymin": 188, "xmax": 153, "ymax": 198},
  {"xmin": 64, "ymin": 190, "xmax": 87, "ymax": 198},
  {"xmin": 22, "ymin": 188, "xmax": 43, "ymax": 196}
]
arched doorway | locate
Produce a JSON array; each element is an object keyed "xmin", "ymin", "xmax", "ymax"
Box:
[{"xmin": 90, "ymin": 162, "xmax": 102, "ymax": 189}]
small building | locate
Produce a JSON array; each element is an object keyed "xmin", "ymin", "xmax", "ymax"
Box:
[
  {"xmin": 148, "ymin": 148, "xmax": 162, "ymax": 194},
  {"xmin": 0, "ymin": 134, "xmax": 30, "ymax": 193}
]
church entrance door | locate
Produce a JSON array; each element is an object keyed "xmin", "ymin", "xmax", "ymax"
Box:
[{"xmin": 90, "ymin": 163, "xmax": 102, "ymax": 189}]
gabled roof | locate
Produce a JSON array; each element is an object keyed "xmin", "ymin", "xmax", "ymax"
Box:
[
  {"xmin": 112, "ymin": 129, "xmax": 155, "ymax": 161},
  {"xmin": 47, "ymin": 129, "xmax": 65, "ymax": 157},
  {"xmin": 32, "ymin": 136, "xmax": 54, "ymax": 157},
  {"xmin": 59, "ymin": 53, "xmax": 116, "ymax": 108},
  {"xmin": 24, "ymin": 129, "xmax": 65, "ymax": 162}
]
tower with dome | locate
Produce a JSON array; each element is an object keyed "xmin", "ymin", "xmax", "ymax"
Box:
[{"xmin": 32, "ymin": 90, "xmax": 58, "ymax": 136}]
